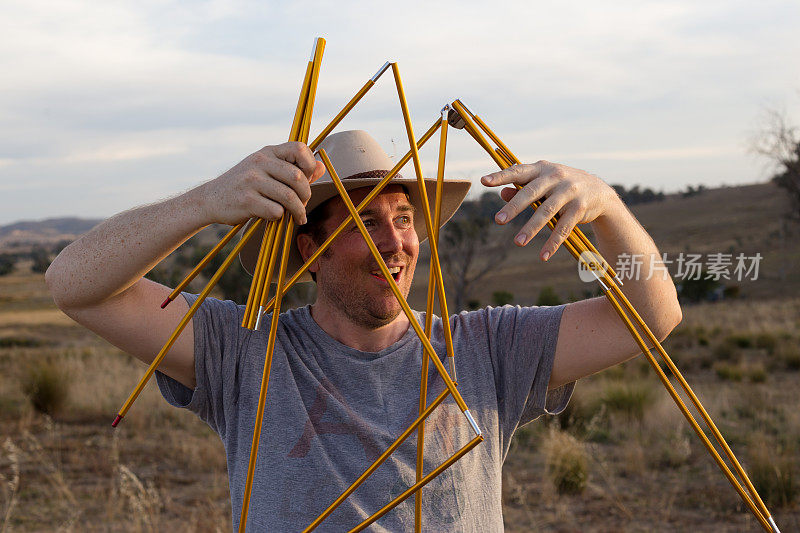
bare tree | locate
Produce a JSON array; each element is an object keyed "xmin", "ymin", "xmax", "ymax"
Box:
[
  {"xmin": 753, "ymin": 109, "xmax": 800, "ymax": 222},
  {"xmin": 438, "ymin": 192, "xmax": 519, "ymax": 311}
]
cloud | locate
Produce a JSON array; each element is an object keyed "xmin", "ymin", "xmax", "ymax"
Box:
[{"xmin": 1, "ymin": 0, "xmax": 799, "ymax": 224}]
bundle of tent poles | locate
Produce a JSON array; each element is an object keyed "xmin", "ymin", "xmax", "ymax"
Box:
[
  {"xmin": 108, "ymin": 36, "xmax": 780, "ymax": 533},
  {"xmin": 447, "ymin": 99, "xmax": 780, "ymax": 533}
]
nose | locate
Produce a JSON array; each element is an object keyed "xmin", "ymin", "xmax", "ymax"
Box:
[{"xmin": 372, "ymin": 221, "xmax": 404, "ymax": 256}]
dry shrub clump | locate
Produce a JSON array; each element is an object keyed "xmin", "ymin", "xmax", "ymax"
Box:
[
  {"xmin": 748, "ymin": 439, "xmax": 798, "ymax": 508},
  {"xmin": 117, "ymin": 465, "xmax": 163, "ymax": 531},
  {"xmin": 776, "ymin": 342, "xmax": 800, "ymax": 371},
  {"xmin": 601, "ymin": 381, "xmax": 655, "ymax": 422},
  {"xmin": 21, "ymin": 358, "xmax": 70, "ymax": 416},
  {"xmin": 714, "ymin": 362, "xmax": 768, "ymax": 383},
  {"xmin": 542, "ymin": 428, "xmax": 589, "ymax": 495},
  {"xmin": 714, "ymin": 362, "xmax": 743, "ymax": 382}
]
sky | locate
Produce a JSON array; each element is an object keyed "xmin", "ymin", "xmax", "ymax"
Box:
[{"xmin": 1, "ymin": 0, "xmax": 799, "ymax": 225}]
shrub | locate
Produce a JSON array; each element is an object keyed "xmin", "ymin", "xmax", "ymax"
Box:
[
  {"xmin": 543, "ymin": 429, "xmax": 589, "ymax": 495},
  {"xmin": 491, "ymin": 291, "xmax": 513, "ymax": 306},
  {"xmin": 754, "ymin": 333, "xmax": 778, "ymax": 354},
  {"xmin": 712, "ymin": 342, "xmax": 736, "ymax": 361},
  {"xmin": 653, "ymin": 431, "xmax": 692, "ymax": 469},
  {"xmin": 678, "ymin": 275, "xmax": 719, "ymax": 303},
  {"xmin": 723, "ymin": 284, "xmax": 740, "ymax": 299},
  {"xmin": 554, "ymin": 393, "xmax": 604, "ymax": 434},
  {"xmin": 749, "ymin": 444, "xmax": 797, "ymax": 508},
  {"xmin": 601, "ymin": 381, "xmax": 654, "ymax": 421},
  {"xmin": 714, "ymin": 362, "xmax": 743, "ymax": 382},
  {"xmin": 0, "ymin": 254, "xmax": 15, "ymax": 276},
  {"xmin": 536, "ymin": 286, "xmax": 562, "ymax": 306},
  {"xmin": 777, "ymin": 344, "xmax": 800, "ymax": 371},
  {"xmin": 30, "ymin": 247, "xmax": 51, "ymax": 274},
  {"xmin": 21, "ymin": 359, "xmax": 70, "ymax": 416},
  {"xmin": 726, "ymin": 334, "xmax": 753, "ymax": 349},
  {"xmin": 0, "ymin": 337, "xmax": 42, "ymax": 348}
]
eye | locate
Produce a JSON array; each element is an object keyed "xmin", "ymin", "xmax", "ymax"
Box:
[{"xmin": 396, "ymin": 215, "xmax": 412, "ymax": 227}]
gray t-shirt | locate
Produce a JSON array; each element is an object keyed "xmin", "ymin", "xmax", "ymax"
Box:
[{"xmin": 157, "ymin": 294, "xmax": 573, "ymax": 532}]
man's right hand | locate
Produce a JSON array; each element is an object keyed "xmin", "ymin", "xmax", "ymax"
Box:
[{"xmin": 194, "ymin": 142, "xmax": 325, "ymax": 227}]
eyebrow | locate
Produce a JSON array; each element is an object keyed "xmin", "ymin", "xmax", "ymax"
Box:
[{"xmin": 359, "ymin": 204, "xmax": 416, "ymax": 218}]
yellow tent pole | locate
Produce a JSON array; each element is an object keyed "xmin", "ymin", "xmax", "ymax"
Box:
[
  {"xmin": 302, "ymin": 389, "xmax": 451, "ymax": 532},
  {"xmin": 111, "ymin": 218, "xmax": 265, "ymax": 427},
  {"xmin": 161, "ymin": 221, "xmax": 246, "ymax": 308},
  {"xmin": 349, "ymin": 435, "xmax": 485, "ymax": 533},
  {"xmin": 318, "ymin": 150, "xmax": 479, "ymax": 426},
  {"xmin": 242, "ymin": 220, "xmax": 277, "ymax": 328},
  {"xmin": 451, "ymin": 100, "xmax": 776, "ymax": 532},
  {"xmin": 259, "ymin": 119, "xmax": 442, "ymax": 315},
  {"xmin": 415, "ymin": 111, "xmax": 451, "ymax": 532},
  {"xmin": 308, "ymin": 62, "xmax": 392, "ymax": 150}
]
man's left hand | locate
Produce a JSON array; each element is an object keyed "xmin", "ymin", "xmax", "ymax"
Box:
[{"xmin": 481, "ymin": 161, "xmax": 621, "ymax": 261}]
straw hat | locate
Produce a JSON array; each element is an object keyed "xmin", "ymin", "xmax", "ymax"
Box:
[{"xmin": 239, "ymin": 130, "xmax": 471, "ymax": 281}]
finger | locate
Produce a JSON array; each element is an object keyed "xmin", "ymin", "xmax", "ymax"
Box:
[
  {"xmin": 499, "ymin": 187, "xmax": 517, "ymax": 203},
  {"xmin": 256, "ymin": 178, "xmax": 308, "ymax": 225},
  {"xmin": 494, "ymin": 173, "xmax": 558, "ymax": 225},
  {"xmin": 245, "ymin": 194, "xmax": 285, "ymax": 222},
  {"xmin": 270, "ymin": 141, "xmax": 319, "ymax": 179},
  {"xmin": 513, "ymin": 190, "xmax": 570, "ymax": 246},
  {"xmin": 263, "ymin": 157, "xmax": 313, "ymax": 204},
  {"xmin": 540, "ymin": 202, "xmax": 583, "ymax": 260},
  {"xmin": 481, "ymin": 161, "xmax": 550, "ymax": 187}
]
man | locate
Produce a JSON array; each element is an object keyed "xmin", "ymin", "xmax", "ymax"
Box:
[{"xmin": 46, "ymin": 130, "xmax": 681, "ymax": 531}]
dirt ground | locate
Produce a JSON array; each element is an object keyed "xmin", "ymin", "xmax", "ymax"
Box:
[{"xmin": 1, "ymin": 271, "xmax": 799, "ymax": 532}]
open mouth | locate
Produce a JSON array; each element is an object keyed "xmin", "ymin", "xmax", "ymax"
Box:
[{"xmin": 370, "ymin": 266, "xmax": 402, "ymax": 283}]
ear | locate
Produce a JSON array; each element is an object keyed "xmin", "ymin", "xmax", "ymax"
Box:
[{"xmin": 296, "ymin": 233, "xmax": 321, "ymax": 275}]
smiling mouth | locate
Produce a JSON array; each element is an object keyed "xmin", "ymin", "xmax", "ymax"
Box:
[{"xmin": 370, "ymin": 266, "xmax": 402, "ymax": 283}]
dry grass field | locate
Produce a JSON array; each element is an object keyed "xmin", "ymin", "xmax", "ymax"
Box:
[
  {"xmin": 2, "ymin": 183, "xmax": 800, "ymax": 531},
  {"xmin": 411, "ymin": 183, "xmax": 800, "ymax": 309}
]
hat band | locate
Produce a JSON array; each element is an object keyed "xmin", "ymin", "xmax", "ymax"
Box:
[{"xmin": 342, "ymin": 169, "xmax": 404, "ymax": 181}]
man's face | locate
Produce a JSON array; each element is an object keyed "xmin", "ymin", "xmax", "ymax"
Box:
[{"xmin": 309, "ymin": 185, "xmax": 419, "ymax": 329}]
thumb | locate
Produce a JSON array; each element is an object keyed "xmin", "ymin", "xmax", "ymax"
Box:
[{"xmin": 310, "ymin": 161, "xmax": 326, "ymax": 183}]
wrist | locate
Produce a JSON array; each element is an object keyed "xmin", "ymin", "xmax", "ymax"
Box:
[
  {"xmin": 591, "ymin": 192, "xmax": 629, "ymax": 233},
  {"xmin": 170, "ymin": 186, "xmax": 213, "ymax": 232}
]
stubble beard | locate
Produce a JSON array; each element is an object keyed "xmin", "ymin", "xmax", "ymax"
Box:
[{"xmin": 317, "ymin": 254, "xmax": 415, "ymax": 330}]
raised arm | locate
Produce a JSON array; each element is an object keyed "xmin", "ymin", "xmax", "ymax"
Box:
[
  {"xmin": 481, "ymin": 161, "xmax": 682, "ymax": 389},
  {"xmin": 46, "ymin": 142, "xmax": 323, "ymax": 388}
]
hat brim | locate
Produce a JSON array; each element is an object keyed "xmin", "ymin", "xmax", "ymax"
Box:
[{"xmin": 239, "ymin": 176, "xmax": 471, "ymax": 282}]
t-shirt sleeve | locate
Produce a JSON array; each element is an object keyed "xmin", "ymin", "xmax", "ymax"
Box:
[
  {"xmin": 155, "ymin": 293, "xmax": 243, "ymax": 438},
  {"xmin": 480, "ymin": 304, "xmax": 574, "ymax": 437}
]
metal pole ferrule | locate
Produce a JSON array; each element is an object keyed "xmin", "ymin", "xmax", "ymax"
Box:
[
  {"xmin": 371, "ymin": 61, "xmax": 391, "ymax": 82},
  {"xmin": 464, "ymin": 410, "xmax": 482, "ymax": 437},
  {"xmin": 254, "ymin": 306, "xmax": 265, "ymax": 330}
]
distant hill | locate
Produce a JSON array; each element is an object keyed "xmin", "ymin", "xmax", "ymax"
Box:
[
  {"xmin": 4, "ymin": 182, "xmax": 798, "ymax": 303},
  {"xmin": 0, "ymin": 217, "xmax": 102, "ymax": 250}
]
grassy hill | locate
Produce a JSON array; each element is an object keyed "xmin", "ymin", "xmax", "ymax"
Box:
[
  {"xmin": 4, "ymin": 181, "xmax": 797, "ymax": 308},
  {"xmin": 1, "ymin": 181, "xmax": 799, "ymax": 531},
  {"xmin": 410, "ymin": 182, "xmax": 799, "ymax": 309}
]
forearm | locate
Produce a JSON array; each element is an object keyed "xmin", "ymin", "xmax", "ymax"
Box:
[
  {"xmin": 46, "ymin": 189, "xmax": 208, "ymax": 310},
  {"xmin": 589, "ymin": 198, "xmax": 681, "ymax": 339}
]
